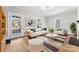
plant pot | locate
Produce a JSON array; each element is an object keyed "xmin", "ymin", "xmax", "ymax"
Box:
[{"xmin": 73, "ymin": 32, "xmax": 77, "ymax": 36}]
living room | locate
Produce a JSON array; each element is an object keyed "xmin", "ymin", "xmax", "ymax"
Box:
[{"xmin": 0, "ymin": 6, "xmax": 78, "ymax": 52}]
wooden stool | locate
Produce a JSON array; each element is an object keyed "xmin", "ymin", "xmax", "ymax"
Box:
[{"xmin": 24, "ymin": 32, "xmax": 30, "ymax": 51}]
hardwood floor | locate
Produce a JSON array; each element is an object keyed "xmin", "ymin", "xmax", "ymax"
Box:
[
  {"xmin": 4, "ymin": 35, "xmax": 79, "ymax": 52},
  {"xmin": 5, "ymin": 38, "xmax": 28, "ymax": 52},
  {"xmin": 5, "ymin": 36, "xmax": 50, "ymax": 52}
]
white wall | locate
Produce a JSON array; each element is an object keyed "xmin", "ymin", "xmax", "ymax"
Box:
[
  {"xmin": 3, "ymin": 6, "xmax": 46, "ymax": 39},
  {"xmin": 46, "ymin": 9, "xmax": 77, "ymax": 33},
  {"xmin": 77, "ymin": 7, "xmax": 79, "ymax": 39},
  {"xmin": 3, "ymin": 6, "xmax": 77, "ymax": 39}
]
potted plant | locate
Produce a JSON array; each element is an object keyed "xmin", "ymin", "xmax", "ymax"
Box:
[
  {"xmin": 70, "ymin": 22, "xmax": 77, "ymax": 36},
  {"xmin": 48, "ymin": 27, "xmax": 54, "ymax": 34}
]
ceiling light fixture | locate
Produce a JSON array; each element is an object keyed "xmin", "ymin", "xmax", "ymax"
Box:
[{"xmin": 42, "ymin": 6, "xmax": 52, "ymax": 11}]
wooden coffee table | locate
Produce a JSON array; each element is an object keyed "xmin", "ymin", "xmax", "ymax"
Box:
[{"xmin": 44, "ymin": 33, "xmax": 67, "ymax": 43}]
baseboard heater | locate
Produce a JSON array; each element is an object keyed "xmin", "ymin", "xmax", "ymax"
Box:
[
  {"xmin": 6, "ymin": 35, "xmax": 24, "ymax": 44},
  {"xmin": 43, "ymin": 42, "xmax": 59, "ymax": 52},
  {"xmin": 6, "ymin": 39, "xmax": 11, "ymax": 44}
]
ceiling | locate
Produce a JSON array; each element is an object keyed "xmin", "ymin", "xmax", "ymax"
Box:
[{"xmin": 17, "ymin": 6, "xmax": 77, "ymax": 16}]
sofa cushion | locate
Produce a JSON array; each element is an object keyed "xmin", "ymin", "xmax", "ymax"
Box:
[
  {"xmin": 30, "ymin": 31, "xmax": 47, "ymax": 38},
  {"xmin": 69, "ymin": 37, "xmax": 79, "ymax": 46}
]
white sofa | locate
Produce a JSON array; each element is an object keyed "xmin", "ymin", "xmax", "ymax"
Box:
[{"xmin": 30, "ymin": 31, "xmax": 48, "ymax": 38}]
